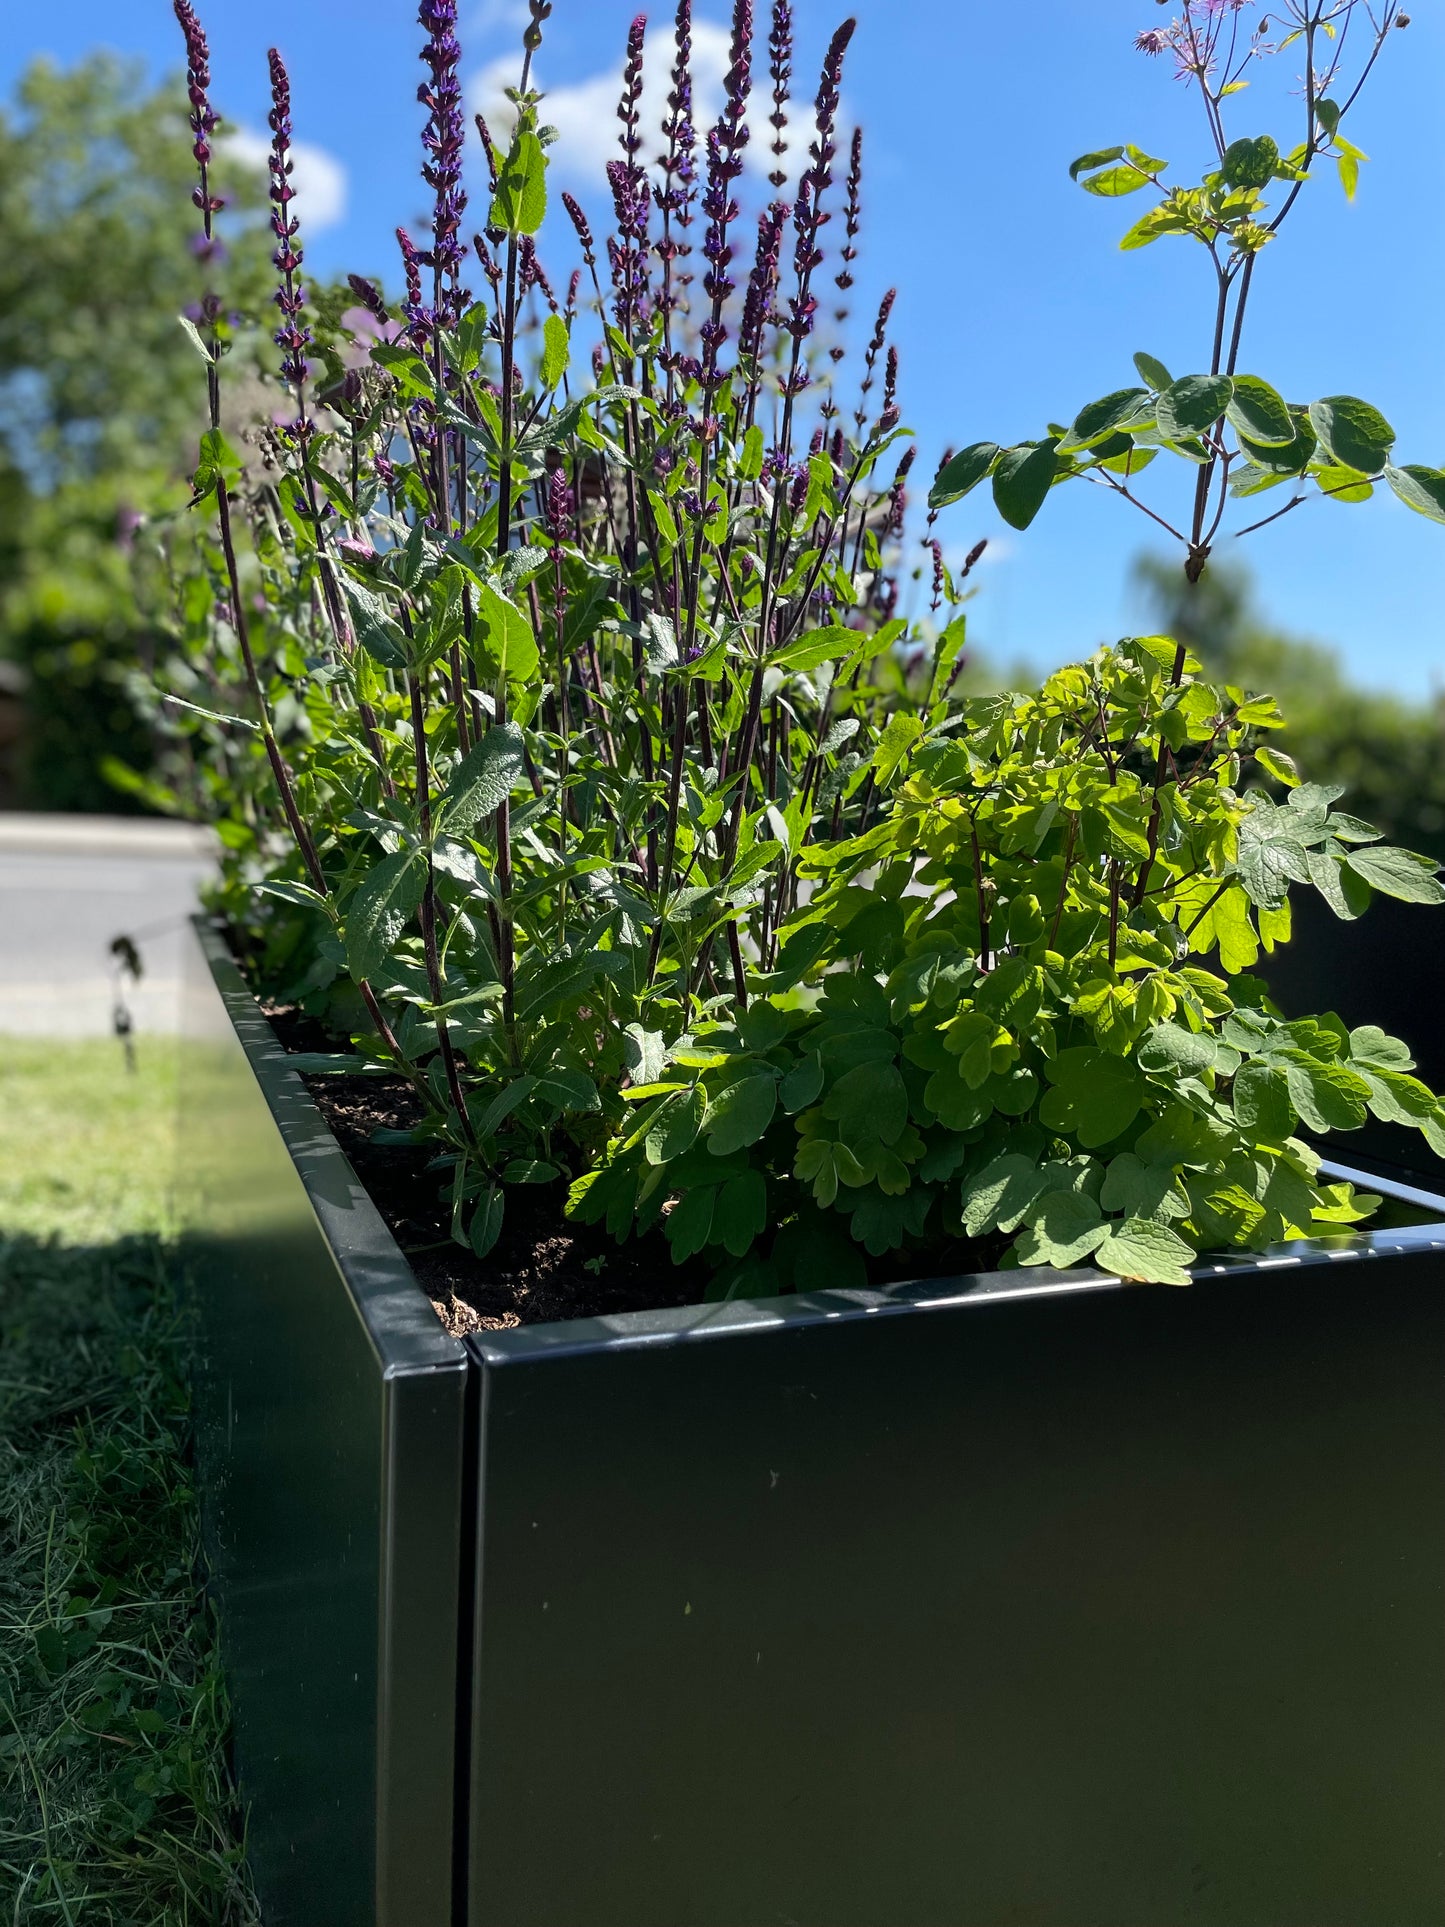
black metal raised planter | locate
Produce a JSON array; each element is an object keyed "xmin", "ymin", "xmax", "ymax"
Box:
[
  {"xmin": 179, "ymin": 921, "xmax": 470, "ymax": 1927},
  {"xmin": 182, "ymin": 917, "xmax": 1445, "ymax": 1927}
]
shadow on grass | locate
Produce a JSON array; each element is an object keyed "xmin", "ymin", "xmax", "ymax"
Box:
[{"xmin": 0, "ymin": 1221, "xmax": 258, "ymax": 1925}]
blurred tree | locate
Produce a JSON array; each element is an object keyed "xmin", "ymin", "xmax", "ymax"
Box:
[
  {"xmin": 1135, "ymin": 554, "xmax": 1445, "ymax": 862},
  {"xmin": 0, "ymin": 54, "xmax": 271, "ymax": 810}
]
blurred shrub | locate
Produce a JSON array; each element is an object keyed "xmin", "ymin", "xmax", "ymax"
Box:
[
  {"xmin": 1136, "ymin": 554, "xmax": 1445, "ymax": 861},
  {"xmin": 0, "ymin": 53, "xmax": 271, "ymax": 811}
]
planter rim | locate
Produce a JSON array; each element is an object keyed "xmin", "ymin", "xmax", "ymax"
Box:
[
  {"xmin": 470, "ymin": 1155, "xmax": 1445, "ymax": 1367},
  {"xmin": 193, "ymin": 916, "xmax": 465, "ymax": 1379},
  {"xmin": 195, "ymin": 918, "xmax": 1445, "ymax": 1375}
]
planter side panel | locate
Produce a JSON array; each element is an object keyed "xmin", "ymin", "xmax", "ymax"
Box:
[
  {"xmin": 179, "ymin": 923, "xmax": 467, "ymax": 1927},
  {"xmin": 469, "ymin": 1254, "xmax": 1445, "ymax": 1927}
]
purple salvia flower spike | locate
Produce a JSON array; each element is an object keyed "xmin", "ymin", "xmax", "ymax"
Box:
[
  {"xmin": 417, "ymin": 0, "xmax": 470, "ymax": 329},
  {"xmin": 266, "ymin": 48, "xmax": 314, "ymax": 421},
  {"xmin": 768, "ymin": 0, "xmax": 792, "ymax": 187}
]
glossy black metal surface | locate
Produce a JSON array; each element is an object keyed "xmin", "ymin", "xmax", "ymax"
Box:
[
  {"xmin": 179, "ymin": 920, "xmax": 469, "ymax": 1927},
  {"xmin": 467, "ymin": 1211, "xmax": 1445, "ymax": 1927}
]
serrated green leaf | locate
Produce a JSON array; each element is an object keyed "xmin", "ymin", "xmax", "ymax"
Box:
[
  {"xmin": 489, "ymin": 127, "xmax": 547, "ymax": 235},
  {"xmin": 540, "ymin": 312, "xmax": 570, "ymax": 390},
  {"xmin": 345, "ymin": 850, "xmax": 424, "ymax": 981},
  {"xmin": 471, "ymin": 580, "xmax": 540, "ymax": 686},
  {"xmin": 440, "ymin": 723, "xmax": 524, "ymax": 833}
]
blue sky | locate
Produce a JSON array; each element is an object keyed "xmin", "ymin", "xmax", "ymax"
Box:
[{"xmin": 5, "ymin": 0, "xmax": 1442, "ymax": 695}]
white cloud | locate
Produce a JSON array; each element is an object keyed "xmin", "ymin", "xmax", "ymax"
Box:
[
  {"xmin": 468, "ymin": 15, "xmax": 806, "ymax": 192},
  {"xmin": 222, "ymin": 129, "xmax": 350, "ymax": 233}
]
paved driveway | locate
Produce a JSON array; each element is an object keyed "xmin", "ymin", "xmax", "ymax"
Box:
[{"xmin": 0, "ymin": 815, "xmax": 216, "ymax": 1037}]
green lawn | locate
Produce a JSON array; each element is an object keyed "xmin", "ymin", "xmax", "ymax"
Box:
[{"xmin": 0, "ymin": 1039, "xmax": 257, "ymax": 1925}]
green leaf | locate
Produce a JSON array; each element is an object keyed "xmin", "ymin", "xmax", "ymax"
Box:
[
  {"xmin": 713, "ymin": 1170, "xmax": 768, "ymax": 1258},
  {"xmin": 1235, "ymin": 801, "xmax": 1312, "ymax": 909},
  {"xmin": 489, "ymin": 127, "xmax": 547, "ymax": 235},
  {"xmin": 1360, "ymin": 1067, "xmax": 1439, "ymax": 1128},
  {"xmin": 781, "ymin": 1051, "xmax": 824, "ymax": 1113},
  {"xmin": 1081, "ymin": 162, "xmax": 1154, "ymax": 196},
  {"xmin": 962, "ymin": 1153, "xmax": 1043, "ymax": 1238},
  {"xmin": 1239, "ymin": 412, "xmax": 1317, "ymax": 475},
  {"xmin": 1069, "ymin": 146, "xmax": 1125, "ymax": 181},
  {"xmin": 645, "ymin": 1087, "xmax": 706, "ymax": 1164},
  {"xmin": 823, "ymin": 1059, "xmax": 908, "ymax": 1148},
  {"xmin": 1348, "ymin": 1025, "xmax": 1414, "ymax": 1072},
  {"xmin": 1156, "ymin": 374, "xmax": 1233, "ymax": 442},
  {"xmin": 928, "ymin": 441, "xmax": 1001, "ymax": 509},
  {"xmin": 1099, "ymin": 1153, "xmax": 1187, "ymax": 1222},
  {"xmin": 472, "ymin": 580, "xmax": 540, "ymax": 686},
  {"xmin": 1220, "ymin": 134, "xmax": 1279, "ymax": 188},
  {"xmin": 1232, "ymin": 1061, "xmax": 1293, "ymax": 1139},
  {"xmin": 540, "ymin": 313, "xmax": 570, "ymax": 390},
  {"xmin": 1255, "ymin": 745, "xmax": 1299, "ymax": 787},
  {"xmin": 704, "ymin": 1073, "xmax": 778, "ymax": 1155},
  {"xmin": 1138, "ymin": 1022, "xmax": 1217, "ymax": 1076},
  {"xmin": 1281, "ymin": 1053, "xmax": 1371, "ymax": 1132},
  {"xmin": 1014, "ymin": 1189, "xmax": 1107, "ymax": 1267},
  {"xmin": 1314, "ymin": 464, "xmax": 1373, "ymax": 504},
  {"xmin": 991, "ymin": 439, "xmax": 1060, "ymax": 530},
  {"xmin": 440, "ymin": 723, "xmax": 524, "ymax": 832},
  {"xmin": 771, "ymin": 623, "xmax": 861, "ymax": 673},
  {"xmin": 1225, "ymin": 375, "xmax": 1295, "ymax": 447},
  {"xmin": 345, "ymin": 850, "xmax": 424, "ymax": 981},
  {"xmin": 1133, "ymin": 351, "xmax": 1174, "ymax": 392},
  {"xmin": 1094, "ymin": 1218, "xmax": 1194, "ymax": 1286},
  {"xmin": 1344, "ymin": 844, "xmax": 1445, "ymax": 904},
  {"xmin": 1308, "ymin": 396, "xmax": 1395, "ymax": 476},
  {"xmin": 666, "ymin": 1186, "xmax": 716, "ymax": 1262},
  {"xmin": 1039, "ymin": 1047, "xmax": 1146, "ymax": 1148},
  {"xmin": 1385, "ymin": 464, "xmax": 1445, "ymax": 525},
  {"xmin": 470, "ymin": 1185, "xmax": 505, "ymax": 1259},
  {"xmin": 1064, "ymin": 388, "xmax": 1152, "ymax": 452},
  {"xmin": 873, "ymin": 711, "xmax": 923, "ymax": 786},
  {"xmin": 344, "ymin": 582, "xmax": 411, "ymax": 669}
]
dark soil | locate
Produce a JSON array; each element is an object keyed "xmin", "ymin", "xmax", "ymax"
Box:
[
  {"xmin": 262, "ymin": 1003, "xmax": 711, "ymax": 1335},
  {"xmin": 259, "ymin": 1000, "xmax": 1007, "ymax": 1336}
]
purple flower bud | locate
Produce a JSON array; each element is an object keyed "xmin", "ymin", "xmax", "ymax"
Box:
[
  {"xmin": 545, "ymin": 465, "xmax": 575, "ymax": 548},
  {"xmin": 172, "ymin": 1, "xmax": 224, "ymax": 233}
]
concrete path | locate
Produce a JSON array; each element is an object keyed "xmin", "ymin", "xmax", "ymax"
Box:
[{"xmin": 0, "ymin": 815, "xmax": 216, "ymax": 1037}]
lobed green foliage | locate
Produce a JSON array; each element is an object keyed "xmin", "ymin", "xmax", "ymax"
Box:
[{"xmin": 574, "ymin": 639, "xmax": 1445, "ymax": 1289}]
